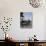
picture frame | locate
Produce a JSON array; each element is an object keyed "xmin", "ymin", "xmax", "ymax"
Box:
[{"xmin": 20, "ymin": 12, "xmax": 33, "ymax": 28}]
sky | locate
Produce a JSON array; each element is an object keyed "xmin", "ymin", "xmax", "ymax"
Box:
[
  {"xmin": 23, "ymin": 12, "xmax": 32, "ymax": 17},
  {"xmin": 23, "ymin": 12, "xmax": 32, "ymax": 20}
]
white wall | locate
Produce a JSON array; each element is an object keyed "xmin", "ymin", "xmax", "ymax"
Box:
[
  {"xmin": 44, "ymin": 15, "xmax": 46, "ymax": 40},
  {"xmin": 0, "ymin": 0, "xmax": 46, "ymax": 40}
]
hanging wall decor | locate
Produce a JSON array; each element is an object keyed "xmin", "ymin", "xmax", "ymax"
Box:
[
  {"xmin": 29, "ymin": 0, "xmax": 43, "ymax": 8},
  {"xmin": 20, "ymin": 12, "xmax": 32, "ymax": 28},
  {"xmin": 0, "ymin": 17, "xmax": 12, "ymax": 39},
  {"xmin": 1, "ymin": 17, "xmax": 12, "ymax": 32}
]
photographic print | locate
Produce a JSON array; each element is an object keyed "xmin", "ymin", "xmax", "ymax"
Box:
[{"xmin": 20, "ymin": 12, "xmax": 32, "ymax": 28}]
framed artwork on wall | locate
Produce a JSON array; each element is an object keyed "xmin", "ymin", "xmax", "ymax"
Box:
[{"xmin": 20, "ymin": 12, "xmax": 33, "ymax": 28}]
